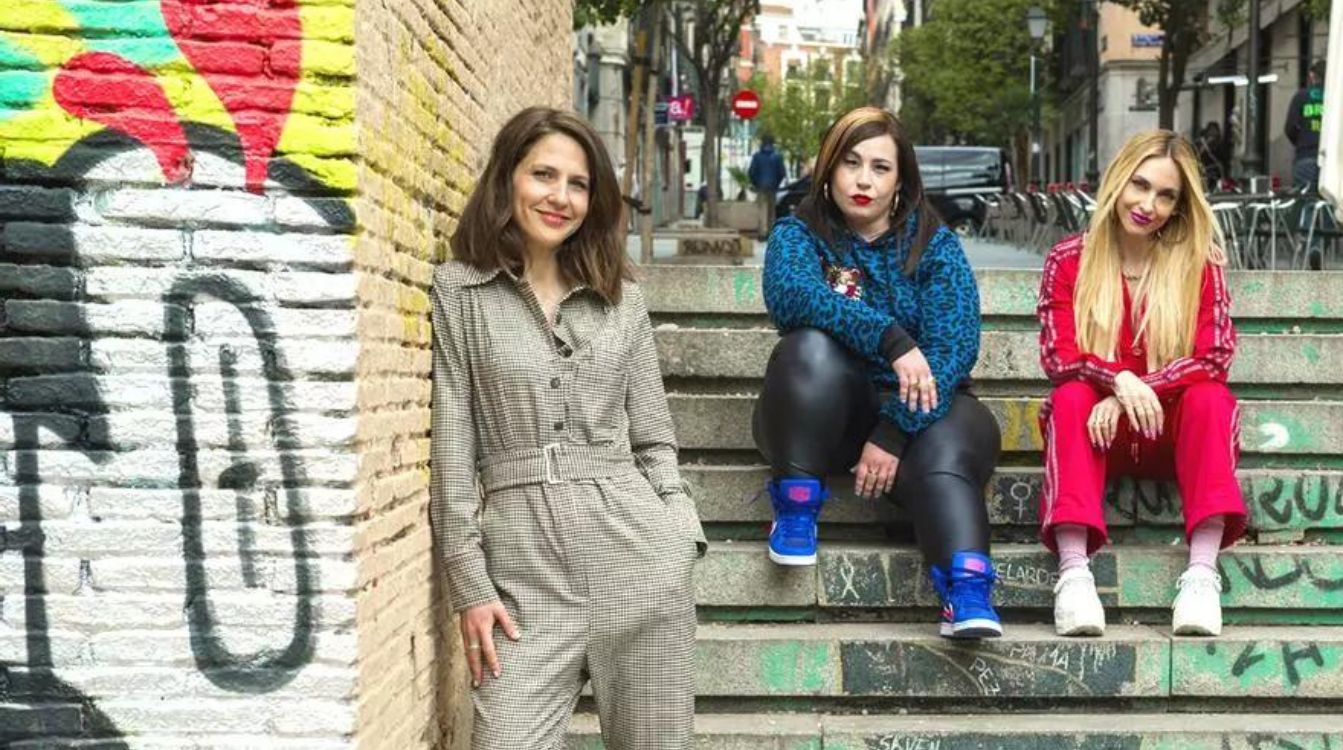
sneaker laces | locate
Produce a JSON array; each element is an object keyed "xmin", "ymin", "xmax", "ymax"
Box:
[
  {"xmin": 1053, "ymin": 567, "xmax": 1094, "ymax": 595},
  {"xmin": 950, "ymin": 563, "xmax": 997, "ymax": 610},
  {"xmin": 1177, "ymin": 567, "xmax": 1222, "ymax": 595},
  {"xmin": 775, "ymin": 507, "xmax": 818, "ymax": 547}
]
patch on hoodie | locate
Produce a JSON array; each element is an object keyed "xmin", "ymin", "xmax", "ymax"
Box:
[{"xmin": 824, "ymin": 264, "xmax": 863, "ymax": 300}]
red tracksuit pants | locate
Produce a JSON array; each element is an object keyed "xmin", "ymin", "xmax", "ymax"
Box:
[{"xmin": 1039, "ymin": 379, "xmax": 1248, "ymax": 554}]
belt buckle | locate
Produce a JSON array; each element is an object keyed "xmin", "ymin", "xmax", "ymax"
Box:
[{"xmin": 543, "ymin": 443, "xmax": 561, "ymax": 484}]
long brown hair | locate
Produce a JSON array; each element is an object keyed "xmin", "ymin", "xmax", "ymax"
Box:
[
  {"xmin": 795, "ymin": 106, "xmax": 941, "ymax": 274},
  {"xmin": 450, "ymin": 106, "xmax": 631, "ymax": 303},
  {"xmin": 1075, "ymin": 129, "xmax": 1224, "ymax": 368}
]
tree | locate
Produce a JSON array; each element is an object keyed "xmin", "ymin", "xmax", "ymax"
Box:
[
  {"xmin": 668, "ymin": 0, "xmax": 760, "ymax": 226},
  {"xmin": 1107, "ymin": 0, "xmax": 1206, "ymax": 129},
  {"xmin": 574, "ymin": 0, "xmax": 643, "ymax": 28},
  {"xmin": 893, "ymin": 0, "xmax": 1055, "ymax": 152},
  {"xmin": 753, "ymin": 58, "xmax": 869, "ymax": 171}
]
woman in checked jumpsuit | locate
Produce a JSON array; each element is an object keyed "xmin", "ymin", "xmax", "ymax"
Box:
[{"xmin": 430, "ymin": 107, "xmax": 706, "ymax": 748}]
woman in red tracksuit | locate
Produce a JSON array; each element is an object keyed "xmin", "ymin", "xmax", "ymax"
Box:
[{"xmin": 1037, "ymin": 130, "xmax": 1247, "ymax": 638}]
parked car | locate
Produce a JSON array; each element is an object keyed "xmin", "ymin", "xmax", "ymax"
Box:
[{"xmin": 914, "ymin": 146, "xmax": 1015, "ymax": 237}]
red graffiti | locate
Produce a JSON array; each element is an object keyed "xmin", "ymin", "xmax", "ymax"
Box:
[
  {"xmin": 52, "ymin": 52, "xmax": 192, "ymax": 183},
  {"xmin": 162, "ymin": 0, "xmax": 302, "ymax": 192}
]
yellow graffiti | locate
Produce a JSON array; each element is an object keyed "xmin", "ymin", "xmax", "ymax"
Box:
[
  {"xmin": 0, "ymin": 0, "xmax": 356, "ymax": 191},
  {"xmin": 997, "ymin": 398, "xmax": 1045, "ymax": 452},
  {"xmin": 0, "ymin": 0, "xmax": 80, "ymax": 33},
  {"xmin": 0, "ymin": 30, "xmax": 82, "ymax": 66}
]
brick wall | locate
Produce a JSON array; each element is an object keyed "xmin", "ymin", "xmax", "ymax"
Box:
[
  {"xmin": 0, "ymin": 0, "xmax": 571, "ymax": 747},
  {"xmin": 351, "ymin": 0, "xmax": 573, "ymax": 747}
]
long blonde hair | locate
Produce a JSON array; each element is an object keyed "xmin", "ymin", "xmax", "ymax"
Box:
[{"xmin": 1074, "ymin": 130, "xmax": 1224, "ymax": 369}]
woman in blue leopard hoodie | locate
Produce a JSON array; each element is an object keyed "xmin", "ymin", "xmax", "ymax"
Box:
[{"xmin": 756, "ymin": 107, "xmax": 1004, "ymax": 638}]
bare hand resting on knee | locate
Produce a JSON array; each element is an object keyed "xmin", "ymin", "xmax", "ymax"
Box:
[{"xmin": 853, "ymin": 441, "xmax": 899, "ymax": 499}]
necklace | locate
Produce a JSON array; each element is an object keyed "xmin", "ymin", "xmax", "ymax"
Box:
[{"xmin": 1121, "ymin": 263, "xmax": 1148, "ymax": 282}]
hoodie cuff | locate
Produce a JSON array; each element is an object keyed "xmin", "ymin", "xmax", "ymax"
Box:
[
  {"xmin": 880, "ymin": 323, "xmax": 917, "ymax": 364},
  {"xmin": 868, "ymin": 418, "xmax": 909, "ymax": 459}
]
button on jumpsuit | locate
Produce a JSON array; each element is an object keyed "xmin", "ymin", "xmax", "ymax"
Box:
[{"xmin": 429, "ymin": 261, "xmax": 706, "ymax": 749}]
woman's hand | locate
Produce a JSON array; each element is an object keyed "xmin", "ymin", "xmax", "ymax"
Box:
[
  {"xmin": 1087, "ymin": 396, "xmax": 1123, "ymax": 450},
  {"xmin": 1113, "ymin": 371, "xmax": 1164, "ymax": 438},
  {"xmin": 892, "ymin": 347, "xmax": 937, "ymax": 414},
  {"xmin": 852, "ymin": 441, "xmax": 900, "ymax": 499},
  {"xmin": 459, "ymin": 602, "xmax": 520, "ymax": 688}
]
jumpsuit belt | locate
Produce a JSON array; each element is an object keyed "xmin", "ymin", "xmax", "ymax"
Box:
[{"xmin": 477, "ymin": 443, "xmax": 640, "ymax": 493}]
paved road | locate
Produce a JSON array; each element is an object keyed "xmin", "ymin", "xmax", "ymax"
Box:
[{"xmin": 626, "ymin": 233, "xmax": 1045, "ymax": 270}]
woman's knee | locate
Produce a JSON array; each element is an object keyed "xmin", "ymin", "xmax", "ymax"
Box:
[
  {"xmin": 903, "ymin": 397, "xmax": 1000, "ymax": 481},
  {"xmin": 1048, "ymin": 380, "xmax": 1103, "ymax": 418},
  {"xmin": 770, "ymin": 328, "xmax": 855, "ymax": 371},
  {"xmin": 763, "ymin": 328, "xmax": 867, "ymax": 400},
  {"xmin": 1178, "ymin": 381, "xmax": 1236, "ymax": 415}
]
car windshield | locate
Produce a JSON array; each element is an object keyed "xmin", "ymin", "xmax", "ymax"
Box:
[{"xmin": 917, "ymin": 148, "xmax": 1001, "ymax": 191}]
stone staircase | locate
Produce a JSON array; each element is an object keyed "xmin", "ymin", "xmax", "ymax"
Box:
[{"xmin": 569, "ymin": 264, "xmax": 1343, "ymax": 748}]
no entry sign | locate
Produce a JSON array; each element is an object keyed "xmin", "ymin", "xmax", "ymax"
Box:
[{"xmin": 731, "ymin": 89, "xmax": 761, "ymax": 119}]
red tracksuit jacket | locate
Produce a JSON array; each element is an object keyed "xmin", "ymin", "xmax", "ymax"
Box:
[{"xmin": 1037, "ymin": 234, "xmax": 1236, "ymax": 397}]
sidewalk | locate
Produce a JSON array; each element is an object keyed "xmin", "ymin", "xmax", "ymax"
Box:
[{"xmin": 626, "ymin": 232, "xmax": 1045, "ymax": 269}]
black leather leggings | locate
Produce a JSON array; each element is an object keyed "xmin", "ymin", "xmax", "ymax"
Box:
[{"xmin": 752, "ymin": 328, "xmax": 1002, "ymax": 567}]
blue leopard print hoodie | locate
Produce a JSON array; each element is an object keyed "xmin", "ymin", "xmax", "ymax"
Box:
[{"xmin": 762, "ymin": 211, "xmax": 982, "ymax": 456}]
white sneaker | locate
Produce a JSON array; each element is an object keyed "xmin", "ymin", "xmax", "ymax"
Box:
[
  {"xmin": 1053, "ymin": 567, "xmax": 1106, "ymax": 636},
  {"xmin": 1172, "ymin": 566, "xmax": 1223, "ymax": 636}
]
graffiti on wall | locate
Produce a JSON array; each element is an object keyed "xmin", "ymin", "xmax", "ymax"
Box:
[{"xmin": 2, "ymin": 0, "xmax": 354, "ymax": 743}]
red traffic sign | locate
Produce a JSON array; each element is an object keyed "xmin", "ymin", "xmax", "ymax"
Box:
[
  {"xmin": 731, "ymin": 89, "xmax": 761, "ymax": 119},
  {"xmin": 668, "ymin": 94, "xmax": 695, "ymax": 122}
]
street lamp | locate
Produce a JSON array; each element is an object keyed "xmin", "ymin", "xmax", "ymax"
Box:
[{"xmin": 1026, "ymin": 6, "xmax": 1048, "ymax": 188}]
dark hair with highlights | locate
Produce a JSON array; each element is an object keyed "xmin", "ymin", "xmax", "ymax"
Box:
[
  {"xmin": 795, "ymin": 106, "xmax": 942, "ymax": 274},
  {"xmin": 450, "ymin": 106, "xmax": 631, "ymax": 302}
]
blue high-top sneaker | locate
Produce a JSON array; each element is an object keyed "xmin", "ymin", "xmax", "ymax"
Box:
[
  {"xmin": 929, "ymin": 550, "xmax": 1003, "ymax": 639},
  {"xmin": 766, "ymin": 477, "xmax": 828, "ymax": 566}
]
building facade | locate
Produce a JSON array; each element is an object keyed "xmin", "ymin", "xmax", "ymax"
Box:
[
  {"xmin": 1176, "ymin": 0, "xmax": 1331, "ymax": 184},
  {"xmin": 1046, "ymin": 2, "xmax": 1163, "ymax": 185}
]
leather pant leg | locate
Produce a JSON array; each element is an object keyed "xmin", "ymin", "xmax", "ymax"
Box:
[{"xmin": 752, "ymin": 328, "xmax": 1001, "ymax": 568}]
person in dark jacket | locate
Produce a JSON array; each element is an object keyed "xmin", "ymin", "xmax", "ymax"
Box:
[
  {"xmin": 749, "ymin": 134, "xmax": 787, "ymax": 239},
  {"xmin": 756, "ymin": 106, "xmax": 1003, "ymax": 639},
  {"xmin": 1285, "ymin": 59, "xmax": 1326, "ymax": 191}
]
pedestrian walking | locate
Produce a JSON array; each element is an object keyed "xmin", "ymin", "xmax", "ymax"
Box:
[
  {"xmin": 748, "ymin": 133, "xmax": 787, "ymax": 239},
  {"xmin": 1037, "ymin": 129, "xmax": 1247, "ymax": 638},
  {"xmin": 432, "ymin": 107, "xmax": 705, "ymax": 749},
  {"xmin": 1285, "ymin": 59, "xmax": 1326, "ymax": 192},
  {"xmin": 756, "ymin": 106, "xmax": 1005, "ymax": 639}
]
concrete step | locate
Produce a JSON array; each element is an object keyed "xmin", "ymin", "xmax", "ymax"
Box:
[
  {"xmin": 655, "ymin": 327, "xmax": 1343, "ymax": 386},
  {"xmin": 694, "ymin": 542, "xmax": 1343, "ymax": 613},
  {"xmin": 641, "ymin": 264, "xmax": 1343, "ymax": 323},
  {"xmin": 568, "ymin": 712, "xmax": 1343, "ymax": 748},
  {"xmin": 669, "ymin": 394, "xmax": 1343, "ymax": 456},
  {"xmin": 615, "ymin": 623, "xmax": 1341, "ymax": 699},
  {"xmin": 682, "ymin": 465, "xmax": 1343, "ymax": 539}
]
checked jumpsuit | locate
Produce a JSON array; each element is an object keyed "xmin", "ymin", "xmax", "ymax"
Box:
[
  {"xmin": 1036, "ymin": 235, "xmax": 1248, "ymax": 554},
  {"xmin": 429, "ymin": 261, "xmax": 707, "ymax": 749}
]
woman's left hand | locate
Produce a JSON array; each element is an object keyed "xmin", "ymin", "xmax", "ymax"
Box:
[
  {"xmin": 852, "ymin": 440, "xmax": 900, "ymax": 499},
  {"xmin": 892, "ymin": 347, "xmax": 938, "ymax": 414}
]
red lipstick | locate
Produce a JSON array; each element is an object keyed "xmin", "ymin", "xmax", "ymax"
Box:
[{"xmin": 851, "ymin": 195, "xmax": 872, "ymax": 206}]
